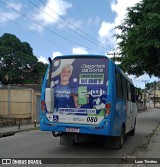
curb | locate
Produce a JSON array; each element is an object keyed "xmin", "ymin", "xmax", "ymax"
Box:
[
  {"xmin": 0, "ymin": 131, "xmax": 18, "ymax": 138},
  {"xmin": 0, "ymin": 127, "xmax": 40, "ymax": 138}
]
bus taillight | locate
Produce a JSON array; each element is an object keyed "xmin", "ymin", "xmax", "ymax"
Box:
[
  {"xmin": 41, "ymin": 100, "xmax": 46, "ymax": 113},
  {"xmin": 105, "ymin": 103, "xmax": 111, "ymax": 115}
]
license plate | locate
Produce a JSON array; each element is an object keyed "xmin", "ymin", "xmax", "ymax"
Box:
[{"xmin": 66, "ymin": 128, "xmax": 80, "ymax": 133}]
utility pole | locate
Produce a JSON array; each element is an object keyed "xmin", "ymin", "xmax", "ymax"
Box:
[
  {"xmin": 0, "ymin": 60, "xmax": 2, "ymax": 71},
  {"xmin": 154, "ymin": 82, "xmax": 156, "ymax": 108},
  {"xmin": 144, "ymin": 80, "xmax": 147, "ymax": 110},
  {"xmin": 0, "ymin": 60, "xmax": 2, "ymax": 86},
  {"xmin": 107, "ymin": 52, "xmax": 120, "ymax": 62}
]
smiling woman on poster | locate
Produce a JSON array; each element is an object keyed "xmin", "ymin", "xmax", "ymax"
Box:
[{"xmin": 53, "ymin": 64, "xmax": 78, "ymax": 110}]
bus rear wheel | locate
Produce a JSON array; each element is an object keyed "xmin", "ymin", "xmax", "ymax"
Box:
[
  {"xmin": 129, "ymin": 119, "xmax": 136, "ymax": 136},
  {"xmin": 60, "ymin": 133, "xmax": 75, "ymax": 146},
  {"xmin": 104, "ymin": 126, "xmax": 125, "ymax": 149},
  {"xmin": 115, "ymin": 126, "xmax": 125, "ymax": 149}
]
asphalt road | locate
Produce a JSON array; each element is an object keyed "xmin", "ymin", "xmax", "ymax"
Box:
[{"xmin": 0, "ymin": 109, "xmax": 160, "ymax": 167}]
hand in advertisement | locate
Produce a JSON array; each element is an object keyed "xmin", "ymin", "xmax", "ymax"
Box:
[
  {"xmin": 73, "ymin": 95, "xmax": 89, "ymax": 108},
  {"xmin": 73, "ymin": 95, "xmax": 81, "ymax": 108}
]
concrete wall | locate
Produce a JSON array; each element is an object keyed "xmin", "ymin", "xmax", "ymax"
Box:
[{"xmin": 0, "ymin": 87, "xmax": 37, "ymax": 123}]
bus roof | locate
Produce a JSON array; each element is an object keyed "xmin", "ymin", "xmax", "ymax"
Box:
[{"xmin": 53, "ymin": 54, "xmax": 108, "ymax": 60}]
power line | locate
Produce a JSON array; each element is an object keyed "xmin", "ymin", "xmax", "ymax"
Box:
[
  {"xmin": 0, "ymin": 1, "xmax": 104, "ymax": 53},
  {"xmin": 7, "ymin": 18, "xmax": 71, "ymax": 54},
  {"xmin": 27, "ymin": 0, "xmax": 110, "ymax": 51},
  {"xmin": 132, "ymin": 79, "xmax": 150, "ymax": 83},
  {"xmin": 38, "ymin": 0, "xmax": 113, "ymax": 51}
]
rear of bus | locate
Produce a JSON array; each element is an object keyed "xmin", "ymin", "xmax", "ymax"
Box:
[{"xmin": 40, "ymin": 55, "xmax": 114, "ymax": 145}]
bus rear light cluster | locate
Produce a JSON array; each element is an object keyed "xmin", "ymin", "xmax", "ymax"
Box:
[
  {"xmin": 106, "ymin": 103, "xmax": 111, "ymax": 109},
  {"xmin": 105, "ymin": 103, "xmax": 111, "ymax": 115},
  {"xmin": 41, "ymin": 100, "xmax": 47, "ymax": 113}
]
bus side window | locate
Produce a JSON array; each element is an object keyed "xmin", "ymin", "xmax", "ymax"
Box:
[
  {"xmin": 131, "ymin": 85, "xmax": 136, "ymax": 103},
  {"xmin": 116, "ymin": 71, "xmax": 123, "ymax": 98},
  {"xmin": 122, "ymin": 76, "xmax": 127, "ymax": 100},
  {"xmin": 127, "ymin": 82, "xmax": 131, "ymax": 101}
]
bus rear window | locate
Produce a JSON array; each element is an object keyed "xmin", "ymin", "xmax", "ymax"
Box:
[{"xmin": 51, "ymin": 58, "xmax": 108, "ymax": 89}]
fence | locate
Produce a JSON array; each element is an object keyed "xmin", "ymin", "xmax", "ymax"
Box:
[{"xmin": 0, "ymin": 85, "xmax": 40, "ymax": 125}]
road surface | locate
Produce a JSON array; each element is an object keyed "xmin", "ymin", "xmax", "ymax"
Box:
[{"xmin": 0, "ymin": 109, "xmax": 160, "ymax": 167}]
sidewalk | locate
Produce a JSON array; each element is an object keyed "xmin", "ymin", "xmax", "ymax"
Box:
[
  {"xmin": 139, "ymin": 123, "xmax": 160, "ymax": 158},
  {"xmin": 129, "ymin": 108, "xmax": 160, "ymax": 166},
  {"xmin": 0, "ymin": 123, "xmax": 40, "ymax": 138}
]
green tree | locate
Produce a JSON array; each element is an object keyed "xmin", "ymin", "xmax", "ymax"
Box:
[
  {"xmin": 146, "ymin": 81, "xmax": 159, "ymax": 90},
  {"xmin": 116, "ymin": 0, "xmax": 160, "ymax": 77},
  {"xmin": 145, "ymin": 83, "xmax": 151, "ymax": 90},
  {"xmin": 0, "ymin": 33, "xmax": 47, "ymax": 84}
]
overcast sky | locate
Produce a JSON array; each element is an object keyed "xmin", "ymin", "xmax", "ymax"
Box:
[{"xmin": 0, "ymin": 0, "xmax": 159, "ymax": 88}]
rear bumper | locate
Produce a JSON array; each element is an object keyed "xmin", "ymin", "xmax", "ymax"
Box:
[{"xmin": 40, "ymin": 116, "xmax": 111, "ymax": 136}]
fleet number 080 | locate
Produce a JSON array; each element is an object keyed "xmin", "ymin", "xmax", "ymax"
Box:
[{"xmin": 87, "ymin": 117, "xmax": 98, "ymax": 122}]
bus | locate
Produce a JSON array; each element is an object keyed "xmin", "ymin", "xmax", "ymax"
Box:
[{"xmin": 40, "ymin": 55, "xmax": 137, "ymax": 149}]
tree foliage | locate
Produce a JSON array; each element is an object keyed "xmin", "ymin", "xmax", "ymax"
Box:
[
  {"xmin": 146, "ymin": 81, "xmax": 159, "ymax": 90},
  {"xmin": 116, "ymin": 0, "xmax": 160, "ymax": 77},
  {"xmin": 0, "ymin": 33, "xmax": 47, "ymax": 84}
]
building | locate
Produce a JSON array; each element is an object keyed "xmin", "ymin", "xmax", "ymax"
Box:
[{"xmin": 147, "ymin": 81, "xmax": 160, "ymax": 108}]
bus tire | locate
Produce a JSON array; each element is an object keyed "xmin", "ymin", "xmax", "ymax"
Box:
[
  {"xmin": 115, "ymin": 126, "xmax": 125, "ymax": 149},
  {"xmin": 129, "ymin": 119, "xmax": 136, "ymax": 136},
  {"xmin": 60, "ymin": 133, "xmax": 74, "ymax": 146},
  {"xmin": 104, "ymin": 126, "xmax": 125, "ymax": 149}
]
